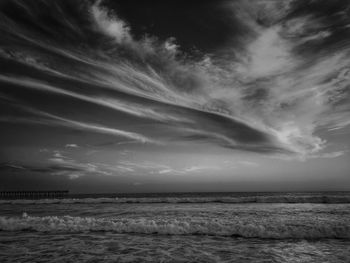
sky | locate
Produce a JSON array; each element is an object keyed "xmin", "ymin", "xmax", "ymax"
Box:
[{"xmin": 0, "ymin": 0, "xmax": 349, "ymax": 193}]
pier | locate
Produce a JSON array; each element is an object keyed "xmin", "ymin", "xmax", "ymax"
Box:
[{"xmin": 0, "ymin": 190, "xmax": 69, "ymax": 199}]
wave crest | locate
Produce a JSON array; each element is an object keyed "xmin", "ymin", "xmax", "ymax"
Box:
[
  {"xmin": 0, "ymin": 214, "xmax": 349, "ymax": 239},
  {"xmin": 1, "ymin": 195, "xmax": 350, "ymax": 204}
]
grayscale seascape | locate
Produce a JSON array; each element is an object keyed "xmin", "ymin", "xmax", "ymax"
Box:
[{"xmin": 1, "ymin": 0, "xmax": 350, "ymax": 262}]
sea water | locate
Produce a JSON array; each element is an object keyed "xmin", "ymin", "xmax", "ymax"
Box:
[{"xmin": 1, "ymin": 192, "xmax": 350, "ymax": 262}]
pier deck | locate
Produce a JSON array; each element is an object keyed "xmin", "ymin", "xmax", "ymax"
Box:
[{"xmin": 0, "ymin": 190, "xmax": 69, "ymax": 199}]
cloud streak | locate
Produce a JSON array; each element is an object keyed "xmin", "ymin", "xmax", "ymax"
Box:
[
  {"xmin": 0, "ymin": 0, "xmax": 349, "ymax": 160},
  {"xmin": 0, "ymin": 97, "xmax": 154, "ymax": 144}
]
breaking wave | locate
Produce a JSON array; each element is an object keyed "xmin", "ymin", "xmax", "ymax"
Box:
[
  {"xmin": 0, "ymin": 214, "xmax": 349, "ymax": 239},
  {"xmin": 1, "ymin": 195, "xmax": 350, "ymax": 204}
]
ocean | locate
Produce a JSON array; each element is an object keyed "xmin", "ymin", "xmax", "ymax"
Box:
[{"xmin": 1, "ymin": 192, "xmax": 350, "ymax": 262}]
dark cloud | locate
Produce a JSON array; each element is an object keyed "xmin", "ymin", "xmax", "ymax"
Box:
[
  {"xmin": 0, "ymin": 162, "xmax": 83, "ymax": 174},
  {"xmin": 0, "ymin": 163, "xmax": 73, "ymax": 190}
]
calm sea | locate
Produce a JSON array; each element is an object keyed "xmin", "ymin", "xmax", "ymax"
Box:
[{"xmin": 1, "ymin": 192, "xmax": 350, "ymax": 262}]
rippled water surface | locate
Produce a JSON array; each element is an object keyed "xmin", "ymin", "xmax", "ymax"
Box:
[
  {"xmin": 1, "ymin": 232, "xmax": 350, "ymax": 263},
  {"xmin": 1, "ymin": 192, "xmax": 350, "ymax": 262}
]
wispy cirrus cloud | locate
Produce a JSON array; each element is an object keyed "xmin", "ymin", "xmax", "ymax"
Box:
[
  {"xmin": 65, "ymin": 144, "xmax": 79, "ymax": 148},
  {"xmin": 0, "ymin": 97, "xmax": 154, "ymax": 144},
  {"xmin": 91, "ymin": 0, "xmax": 132, "ymax": 44},
  {"xmin": 1, "ymin": 0, "xmax": 349, "ymax": 161}
]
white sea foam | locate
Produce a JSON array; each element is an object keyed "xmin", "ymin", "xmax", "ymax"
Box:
[
  {"xmin": 1, "ymin": 195, "xmax": 350, "ymax": 204},
  {"xmin": 0, "ymin": 214, "xmax": 349, "ymax": 239}
]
